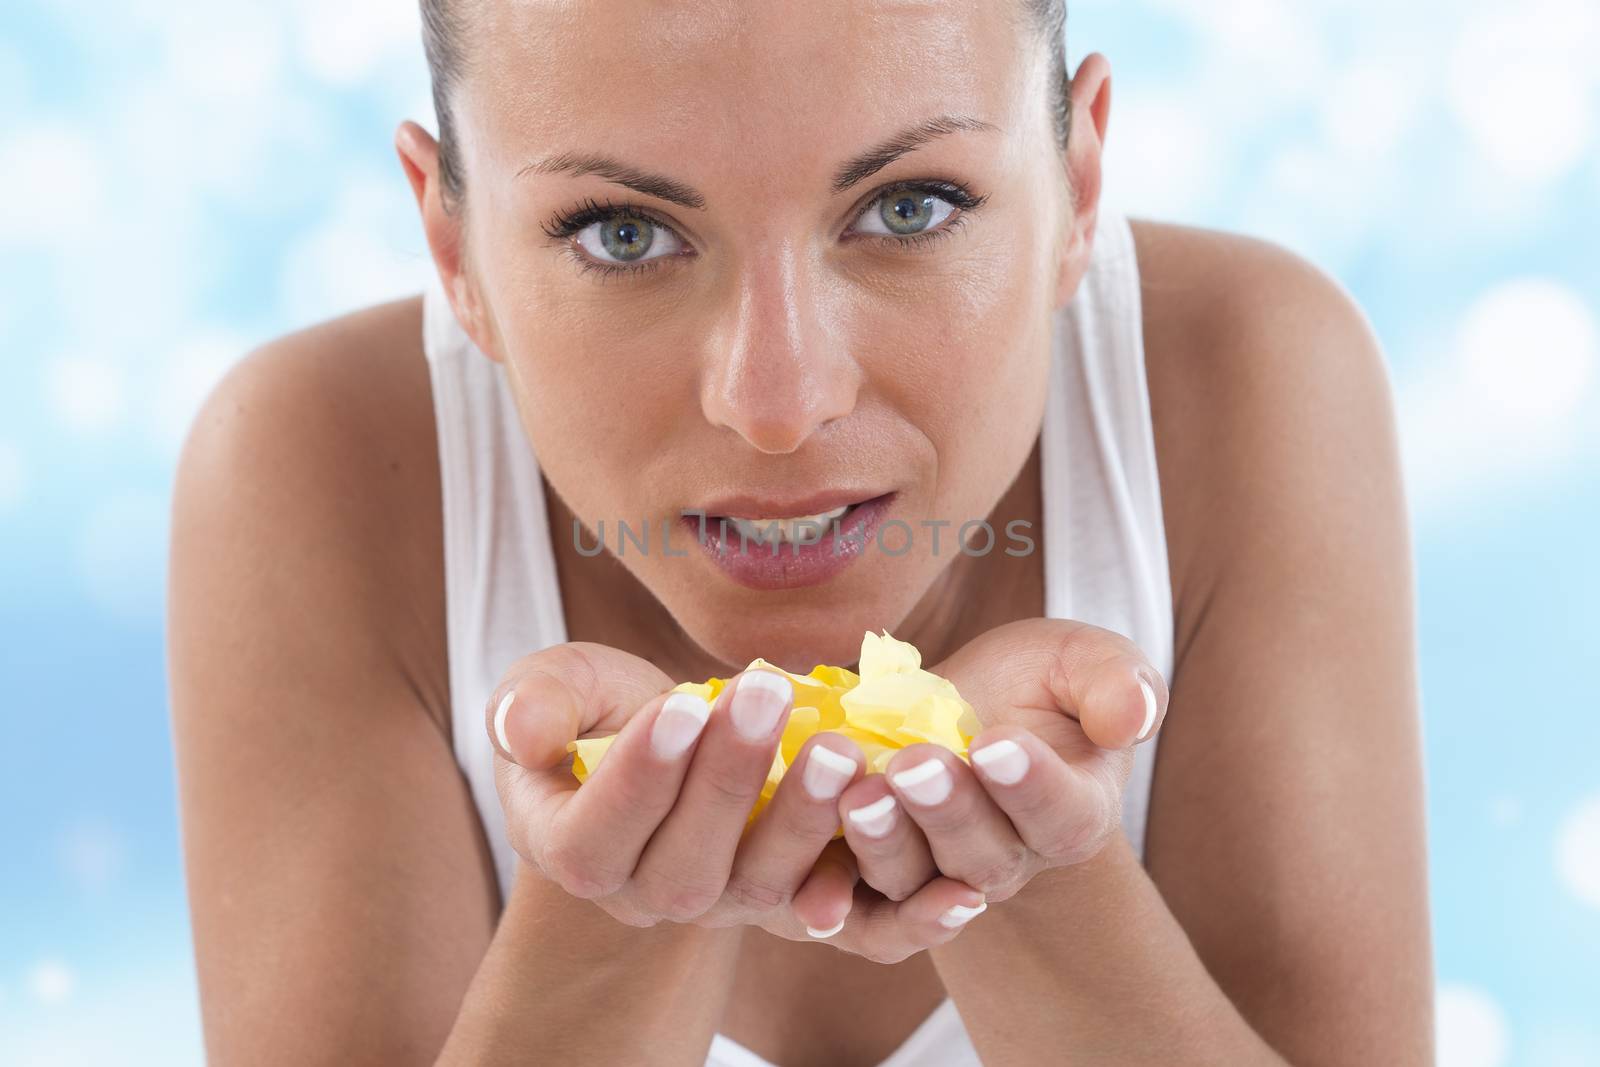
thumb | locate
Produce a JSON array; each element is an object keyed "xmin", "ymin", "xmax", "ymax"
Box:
[
  {"xmin": 933, "ymin": 618, "xmax": 1168, "ymax": 750},
  {"xmin": 486, "ymin": 641, "xmax": 675, "ymax": 769},
  {"xmin": 789, "ymin": 837, "xmax": 860, "ymax": 938}
]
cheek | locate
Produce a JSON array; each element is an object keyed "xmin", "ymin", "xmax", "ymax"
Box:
[
  {"xmin": 866, "ymin": 240, "xmax": 1053, "ymax": 489},
  {"xmin": 496, "ymin": 313, "xmax": 685, "ymax": 527},
  {"xmin": 480, "ymin": 249, "xmax": 693, "ymax": 502},
  {"xmin": 465, "ymin": 198, "xmax": 677, "ymax": 469}
]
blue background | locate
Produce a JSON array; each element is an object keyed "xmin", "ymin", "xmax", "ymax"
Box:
[{"xmin": 2, "ymin": 2, "xmax": 1597, "ymax": 1064}]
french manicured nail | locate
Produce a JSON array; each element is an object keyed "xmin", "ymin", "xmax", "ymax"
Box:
[
  {"xmin": 939, "ymin": 901, "xmax": 988, "ymax": 928},
  {"xmin": 846, "ymin": 794, "xmax": 898, "ymax": 838},
  {"xmin": 802, "ymin": 745, "xmax": 857, "ymax": 800},
  {"xmin": 806, "ymin": 916, "xmax": 847, "ymax": 938},
  {"xmin": 891, "ymin": 759, "xmax": 953, "ymax": 806},
  {"xmin": 651, "ymin": 692, "xmax": 711, "ymax": 759},
  {"xmin": 1136, "ymin": 675, "xmax": 1158, "ymax": 740},
  {"xmin": 844, "ymin": 796, "xmax": 896, "ymax": 838},
  {"xmin": 493, "ymin": 690, "xmax": 516, "ymax": 755},
  {"xmin": 731, "ymin": 670, "xmax": 792, "ymax": 740},
  {"xmin": 971, "ymin": 738, "xmax": 1030, "ymax": 785}
]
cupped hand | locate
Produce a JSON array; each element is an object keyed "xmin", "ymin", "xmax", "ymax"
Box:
[
  {"xmin": 485, "ymin": 642, "xmax": 986, "ymax": 964},
  {"xmin": 837, "ymin": 617, "xmax": 1169, "ymax": 908}
]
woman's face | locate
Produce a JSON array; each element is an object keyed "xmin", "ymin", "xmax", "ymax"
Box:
[{"xmin": 421, "ymin": 0, "xmax": 1104, "ymax": 671}]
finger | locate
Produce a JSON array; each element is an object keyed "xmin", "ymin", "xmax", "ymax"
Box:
[
  {"xmin": 837, "ymin": 875, "xmax": 988, "ymax": 964},
  {"xmin": 935, "ymin": 618, "xmax": 1170, "ymax": 749},
  {"xmin": 719, "ymin": 734, "xmax": 865, "ymax": 922},
  {"xmin": 789, "ymin": 837, "xmax": 860, "ymax": 938},
  {"xmin": 534, "ymin": 687, "xmax": 715, "ymax": 899},
  {"xmin": 883, "ymin": 743, "xmax": 1035, "ymax": 902},
  {"xmin": 1072, "ymin": 653, "xmax": 1167, "ymax": 749},
  {"xmin": 485, "ymin": 645, "xmax": 677, "ymax": 883},
  {"xmin": 628, "ymin": 668, "xmax": 794, "ymax": 922},
  {"xmin": 966, "ymin": 726, "xmax": 1113, "ymax": 868},
  {"xmin": 837, "ymin": 773, "xmax": 937, "ymax": 902},
  {"xmin": 486, "ymin": 641, "xmax": 673, "ymax": 769}
]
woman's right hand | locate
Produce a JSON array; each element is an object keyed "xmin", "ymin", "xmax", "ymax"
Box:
[{"xmin": 486, "ymin": 642, "xmax": 988, "ymax": 964}]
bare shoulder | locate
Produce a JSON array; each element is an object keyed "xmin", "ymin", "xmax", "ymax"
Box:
[
  {"xmin": 172, "ymin": 293, "xmax": 449, "ymax": 732},
  {"xmin": 1122, "ymin": 220, "xmax": 1430, "ymax": 1061},
  {"xmin": 168, "ymin": 295, "xmax": 499, "ymax": 1060},
  {"xmin": 1127, "ymin": 215, "xmax": 1390, "ymax": 391},
  {"xmin": 1125, "ymin": 217, "xmax": 1404, "ymax": 630}
]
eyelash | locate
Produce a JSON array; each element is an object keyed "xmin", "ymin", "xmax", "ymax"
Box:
[{"xmin": 539, "ymin": 180, "xmax": 989, "ymax": 281}]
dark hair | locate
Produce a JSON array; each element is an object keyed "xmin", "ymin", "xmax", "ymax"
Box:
[{"xmin": 420, "ymin": 1, "xmax": 1070, "ymax": 213}]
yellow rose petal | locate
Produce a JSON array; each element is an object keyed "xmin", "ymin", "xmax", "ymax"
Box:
[
  {"xmin": 568, "ymin": 732, "xmax": 619, "ymax": 782},
  {"xmin": 859, "ymin": 629, "xmax": 922, "ymax": 676},
  {"xmin": 808, "ymin": 664, "xmax": 860, "ymax": 689},
  {"xmin": 569, "ymin": 631, "xmax": 973, "ymax": 844},
  {"xmin": 780, "ymin": 706, "xmax": 822, "ymax": 765}
]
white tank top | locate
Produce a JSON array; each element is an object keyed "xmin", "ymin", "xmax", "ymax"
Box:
[{"xmin": 420, "ymin": 199, "xmax": 1174, "ymax": 1067}]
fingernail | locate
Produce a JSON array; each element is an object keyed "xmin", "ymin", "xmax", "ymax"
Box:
[
  {"xmin": 651, "ymin": 692, "xmax": 711, "ymax": 759},
  {"xmin": 890, "ymin": 759, "xmax": 952, "ymax": 806},
  {"xmin": 970, "ymin": 738, "xmax": 1029, "ymax": 785},
  {"xmin": 493, "ymin": 690, "xmax": 516, "ymax": 755},
  {"xmin": 802, "ymin": 745, "xmax": 858, "ymax": 801},
  {"xmin": 731, "ymin": 670, "xmax": 792, "ymax": 741},
  {"xmin": 1136, "ymin": 675, "xmax": 1158, "ymax": 740},
  {"xmin": 806, "ymin": 916, "xmax": 847, "ymax": 938},
  {"xmin": 939, "ymin": 900, "xmax": 988, "ymax": 928},
  {"xmin": 846, "ymin": 794, "xmax": 898, "ymax": 838}
]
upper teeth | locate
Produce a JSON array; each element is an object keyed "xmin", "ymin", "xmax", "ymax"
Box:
[{"xmin": 726, "ymin": 505, "xmax": 850, "ymax": 544}]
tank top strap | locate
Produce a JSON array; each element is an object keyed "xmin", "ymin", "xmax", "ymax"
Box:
[
  {"xmin": 422, "ymin": 274, "xmax": 570, "ymax": 898},
  {"xmin": 1038, "ymin": 199, "xmax": 1174, "ymax": 860}
]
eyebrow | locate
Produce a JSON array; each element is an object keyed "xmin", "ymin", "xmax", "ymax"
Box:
[{"xmin": 516, "ymin": 113, "xmax": 999, "ymax": 210}]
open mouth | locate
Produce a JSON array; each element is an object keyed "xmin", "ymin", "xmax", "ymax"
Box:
[
  {"xmin": 679, "ymin": 491, "xmax": 897, "ymax": 590},
  {"xmin": 711, "ymin": 498, "xmax": 878, "ymax": 546}
]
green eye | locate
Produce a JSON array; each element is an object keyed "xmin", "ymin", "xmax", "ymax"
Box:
[
  {"xmin": 856, "ymin": 185, "xmax": 957, "ymax": 238},
  {"xmin": 598, "ymin": 214, "xmax": 655, "ymax": 261},
  {"xmin": 575, "ymin": 211, "xmax": 686, "ymax": 266},
  {"xmin": 881, "ymin": 190, "xmax": 936, "ymax": 234}
]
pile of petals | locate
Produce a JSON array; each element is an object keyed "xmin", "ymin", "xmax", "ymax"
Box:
[{"xmin": 567, "ymin": 631, "xmax": 981, "ymax": 836}]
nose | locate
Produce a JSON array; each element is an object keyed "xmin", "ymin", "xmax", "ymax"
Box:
[{"xmin": 698, "ymin": 242, "xmax": 861, "ymax": 455}]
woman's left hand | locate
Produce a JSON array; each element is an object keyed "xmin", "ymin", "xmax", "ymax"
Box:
[{"xmin": 835, "ymin": 617, "xmax": 1169, "ymax": 910}]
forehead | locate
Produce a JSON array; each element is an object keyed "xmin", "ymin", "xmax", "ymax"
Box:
[{"xmin": 459, "ymin": 0, "xmax": 1037, "ymax": 183}]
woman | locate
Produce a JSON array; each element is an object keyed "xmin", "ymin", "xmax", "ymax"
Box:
[{"xmin": 167, "ymin": 1, "xmax": 1433, "ymax": 1063}]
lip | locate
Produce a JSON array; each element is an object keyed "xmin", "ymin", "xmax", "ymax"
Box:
[
  {"xmin": 681, "ymin": 491, "xmax": 896, "ymax": 591},
  {"xmin": 690, "ymin": 487, "xmax": 893, "ymax": 521}
]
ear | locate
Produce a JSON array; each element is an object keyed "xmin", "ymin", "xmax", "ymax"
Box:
[
  {"xmin": 1053, "ymin": 52, "xmax": 1112, "ymax": 311},
  {"xmin": 394, "ymin": 120, "xmax": 503, "ymax": 363}
]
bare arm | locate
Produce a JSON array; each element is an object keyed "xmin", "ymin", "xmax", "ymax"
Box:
[
  {"xmin": 167, "ymin": 326, "xmax": 738, "ymax": 1064},
  {"xmin": 439, "ymin": 865, "xmax": 743, "ymax": 1063},
  {"xmin": 926, "ymin": 233, "xmax": 1432, "ymax": 1063}
]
